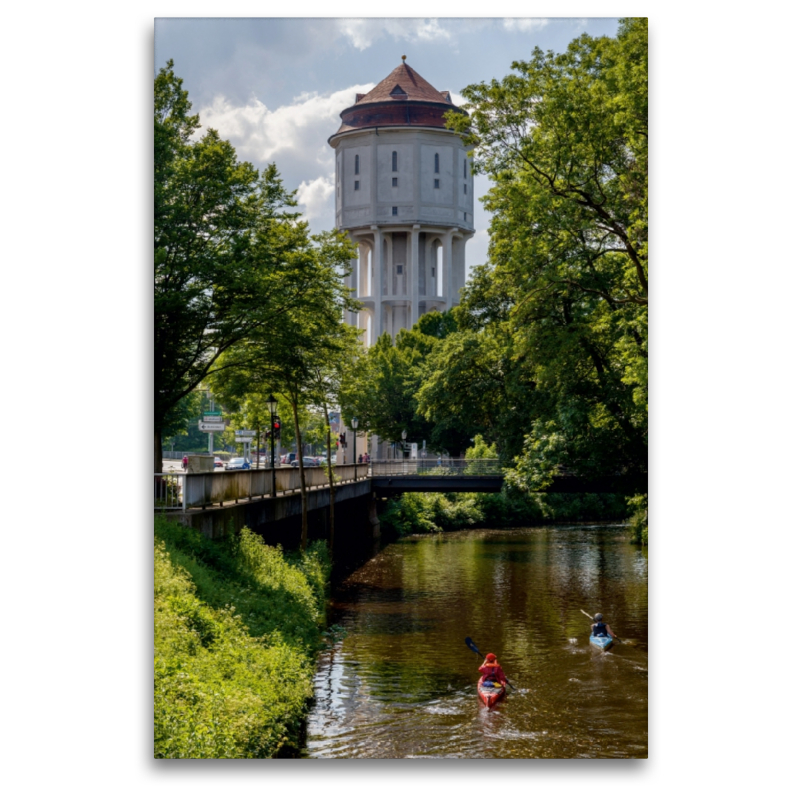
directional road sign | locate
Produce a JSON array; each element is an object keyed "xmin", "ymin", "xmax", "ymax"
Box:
[
  {"xmin": 199, "ymin": 421, "xmax": 226, "ymax": 432},
  {"xmin": 235, "ymin": 430, "xmax": 257, "ymax": 436},
  {"xmin": 235, "ymin": 436, "xmax": 253, "ymax": 443}
]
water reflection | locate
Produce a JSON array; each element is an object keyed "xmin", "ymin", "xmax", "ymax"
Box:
[{"xmin": 305, "ymin": 525, "xmax": 647, "ymax": 758}]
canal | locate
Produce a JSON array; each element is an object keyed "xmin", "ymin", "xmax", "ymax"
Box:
[{"xmin": 304, "ymin": 525, "xmax": 648, "ymax": 758}]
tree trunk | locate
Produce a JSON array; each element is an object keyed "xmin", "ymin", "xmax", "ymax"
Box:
[
  {"xmin": 154, "ymin": 429, "xmax": 163, "ymax": 473},
  {"xmin": 290, "ymin": 393, "xmax": 308, "ymax": 551},
  {"xmin": 322, "ymin": 399, "xmax": 335, "ymax": 553}
]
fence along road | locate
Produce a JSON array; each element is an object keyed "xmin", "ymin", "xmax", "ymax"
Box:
[{"xmin": 154, "ymin": 464, "xmax": 370, "ymax": 511}]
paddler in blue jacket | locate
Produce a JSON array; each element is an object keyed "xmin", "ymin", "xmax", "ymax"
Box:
[{"xmin": 591, "ymin": 613, "xmax": 617, "ymax": 639}]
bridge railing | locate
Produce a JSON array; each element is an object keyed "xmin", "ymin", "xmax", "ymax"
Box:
[
  {"xmin": 154, "ymin": 464, "xmax": 370, "ymax": 511},
  {"xmin": 370, "ymin": 459, "xmax": 503, "ymax": 477},
  {"xmin": 154, "ymin": 473, "xmax": 185, "ymax": 510}
]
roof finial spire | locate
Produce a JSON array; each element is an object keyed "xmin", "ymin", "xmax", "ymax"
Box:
[{"xmin": 401, "ymin": 55, "xmax": 407, "ymax": 62}]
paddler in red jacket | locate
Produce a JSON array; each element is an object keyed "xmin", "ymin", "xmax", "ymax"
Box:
[{"xmin": 478, "ymin": 653, "xmax": 507, "ymax": 686}]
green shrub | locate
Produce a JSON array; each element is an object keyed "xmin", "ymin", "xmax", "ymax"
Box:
[
  {"xmin": 154, "ymin": 517, "xmax": 330, "ymax": 758},
  {"xmin": 627, "ymin": 493, "xmax": 648, "ymax": 545},
  {"xmin": 379, "ymin": 488, "xmax": 630, "ymax": 536}
]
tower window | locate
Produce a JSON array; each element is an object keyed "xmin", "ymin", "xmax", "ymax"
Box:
[
  {"xmin": 464, "ymin": 212, "xmax": 467, "ymax": 220},
  {"xmin": 354, "ymin": 180, "xmax": 360, "ymax": 190},
  {"xmin": 392, "ymin": 206, "xmax": 398, "ymax": 216},
  {"xmin": 392, "ymin": 151, "xmax": 398, "ymax": 172},
  {"xmin": 464, "ymin": 160, "xmax": 467, "ymax": 178},
  {"xmin": 396, "ymin": 264, "xmax": 403, "ymax": 275},
  {"xmin": 392, "ymin": 177, "xmax": 398, "ymax": 187},
  {"xmin": 355, "ymin": 154, "xmax": 360, "ymax": 175},
  {"xmin": 464, "ymin": 184, "xmax": 467, "ymax": 194},
  {"xmin": 434, "ymin": 179, "xmax": 440, "ymax": 189},
  {"xmin": 434, "ymin": 153, "xmax": 440, "ymax": 173},
  {"xmin": 432, "ymin": 267, "xmax": 436, "ymax": 277}
]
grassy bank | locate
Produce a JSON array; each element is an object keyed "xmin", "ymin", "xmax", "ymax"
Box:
[
  {"xmin": 379, "ymin": 488, "xmax": 632, "ymax": 537},
  {"xmin": 154, "ymin": 516, "xmax": 330, "ymax": 758}
]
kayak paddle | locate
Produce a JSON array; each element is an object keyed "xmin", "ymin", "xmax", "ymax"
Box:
[
  {"xmin": 465, "ymin": 637, "xmax": 515, "ymax": 690},
  {"xmin": 581, "ymin": 609, "xmax": 622, "ymax": 643}
]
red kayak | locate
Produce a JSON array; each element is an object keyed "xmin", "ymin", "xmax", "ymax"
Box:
[{"xmin": 477, "ymin": 679, "xmax": 506, "ymax": 709}]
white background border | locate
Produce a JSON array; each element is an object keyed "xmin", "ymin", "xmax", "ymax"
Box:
[{"xmin": 3, "ymin": 1, "xmax": 799, "ymax": 796}]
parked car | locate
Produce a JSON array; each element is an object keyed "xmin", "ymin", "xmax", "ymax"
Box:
[
  {"xmin": 291, "ymin": 457, "xmax": 319, "ymax": 468},
  {"xmin": 225, "ymin": 458, "xmax": 251, "ymax": 470},
  {"xmin": 214, "ymin": 457, "xmax": 224, "ymax": 468},
  {"xmin": 281, "ymin": 452, "xmax": 297, "ymax": 465}
]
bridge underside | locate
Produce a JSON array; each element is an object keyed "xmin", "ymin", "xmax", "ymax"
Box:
[
  {"xmin": 371, "ymin": 475, "xmax": 647, "ymax": 494},
  {"xmin": 372, "ymin": 476, "xmax": 504, "ymax": 494}
]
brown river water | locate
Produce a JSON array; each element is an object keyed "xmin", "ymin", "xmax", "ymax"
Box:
[{"xmin": 303, "ymin": 525, "xmax": 648, "ymax": 759}]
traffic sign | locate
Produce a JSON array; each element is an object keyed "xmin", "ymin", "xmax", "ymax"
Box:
[
  {"xmin": 199, "ymin": 421, "xmax": 226, "ymax": 432},
  {"xmin": 235, "ymin": 436, "xmax": 253, "ymax": 443},
  {"xmin": 235, "ymin": 430, "xmax": 256, "ymax": 436}
]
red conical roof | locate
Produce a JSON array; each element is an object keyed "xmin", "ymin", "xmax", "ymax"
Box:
[
  {"xmin": 329, "ymin": 61, "xmax": 464, "ymax": 142},
  {"xmin": 354, "ymin": 62, "xmax": 456, "ymax": 106}
]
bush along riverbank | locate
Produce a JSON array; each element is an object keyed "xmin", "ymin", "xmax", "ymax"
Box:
[
  {"xmin": 154, "ymin": 516, "xmax": 330, "ymax": 758},
  {"xmin": 626, "ymin": 493, "xmax": 648, "ymax": 545},
  {"xmin": 378, "ymin": 488, "xmax": 633, "ymax": 538}
]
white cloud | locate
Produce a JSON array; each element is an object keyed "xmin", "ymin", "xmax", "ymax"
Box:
[
  {"xmin": 196, "ymin": 83, "xmax": 374, "ymax": 234},
  {"xmin": 197, "ymin": 83, "xmax": 374, "ymax": 166},
  {"xmin": 501, "ymin": 18, "xmax": 550, "ymax": 33},
  {"xmin": 297, "ymin": 176, "xmax": 335, "ymax": 226},
  {"xmin": 335, "ymin": 18, "xmax": 451, "ymax": 51}
]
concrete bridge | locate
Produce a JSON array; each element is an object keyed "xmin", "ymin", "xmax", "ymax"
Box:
[
  {"xmin": 156, "ymin": 458, "xmax": 645, "ymax": 515},
  {"xmin": 155, "ymin": 458, "xmax": 644, "ymax": 544}
]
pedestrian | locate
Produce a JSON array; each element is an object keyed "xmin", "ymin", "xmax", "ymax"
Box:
[
  {"xmin": 591, "ymin": 613, "xmax": 617, "ymax": 640},
  {"xmin": 182, "ymin": 455, "xmax": 188, "ymax": 470},
  {"xmin": 358, "ymin": 453, "xmax": 363, "ymax": 464},
  {"xmin": 478, "ymin": 653, "xmax": 507, "ymax": 687}
]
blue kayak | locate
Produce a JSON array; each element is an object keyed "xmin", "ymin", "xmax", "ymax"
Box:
[{"xmin": 590, "ymin": 634, "xmax": 614, "ymax": 651}]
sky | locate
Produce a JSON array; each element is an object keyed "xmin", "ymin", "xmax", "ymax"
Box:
[{"xmin": 154, "ymin": 17, "xmax": 621, "ymax": 273}]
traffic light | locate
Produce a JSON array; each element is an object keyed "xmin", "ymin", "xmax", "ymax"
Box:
[
  {"xmin": 339, "ymin": 432, "xmax": 346, "ymax": 448},
  {"xmin": 273, "ymin": 418, "xmax": 281, "ymax": 438}
]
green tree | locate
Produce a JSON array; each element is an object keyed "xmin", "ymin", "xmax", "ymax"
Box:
[
  {"xmin": 210, "ymin": 229, "xmax": 359, "ymax": 550},
  {"xmin": 430, "ymin": 19, "xmax": 648, "ymax": 488},
  {"xmin": 340, "ymin": 310, "xmax": 472, "ymax": 455},
  {"xmin": 155, "ymin": 61, "xmax": 307, "ymax": 471}
]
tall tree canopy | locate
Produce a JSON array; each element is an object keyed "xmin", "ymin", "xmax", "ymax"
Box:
[
  {"xmin": 422, "ymin": 19, "xmax": 648, "ymax": 488},
  {"xmin": 154, "ymin": 61, "xmax": 355, "ymax": 471},
  {"xmin": 340, "ymin": 310, "xmax": 474, "ymax": 455}
]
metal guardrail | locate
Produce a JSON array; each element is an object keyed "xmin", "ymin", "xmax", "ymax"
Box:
[
  {"xmin": 154, "ymin": 464, "xmax": 370, "ymax": 511},
  {"xmin": 370, "ymin": 459, "xmax": 503, "ymax": 477},
  {"xmin": 154, "ymin": 473, "xmax": 185, "ymax": 510}
]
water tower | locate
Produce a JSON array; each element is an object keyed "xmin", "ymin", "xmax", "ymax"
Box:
[{"xmin": 329, "ymin": 58, "xmax": 474, "ymax": 347}]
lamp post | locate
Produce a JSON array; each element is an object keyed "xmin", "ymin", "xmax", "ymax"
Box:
[
  {"xmin": 351, "ymin": 417, "xmax": 359, "ymax": 465},
  {"xmin": 401, "ymin": 429, "xmax": 407, "ymax": 459},
  {"xmin": 267, "ymin": 394, "xmax": 278, "ymax": 496}
]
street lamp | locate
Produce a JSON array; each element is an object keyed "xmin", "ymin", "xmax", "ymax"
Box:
[
  {"xmin": 267, "ymin": 394, "xmax": 278, "ymax": 496},
  {"xmin": 351, "ymin": 417, "xmax": 359, "ymax": 465}
]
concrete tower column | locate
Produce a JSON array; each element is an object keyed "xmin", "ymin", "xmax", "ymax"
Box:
[
  {"xmin": 347, "ymin": 253, "xmax": 358, "ymax": 325},
  {"xmin": 371, "ymin": 226, "xmax": 383, "ymax": 343},
  {"xmin": 410, "ymin": 225, "xmax": 420, "ymax": 326},
  {"xmin": 444, "ymin": 228, "xmax": 456, "ymax": 309}
]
